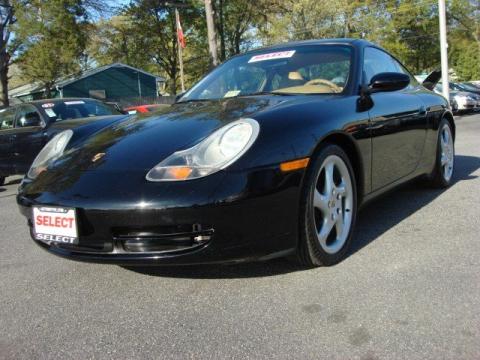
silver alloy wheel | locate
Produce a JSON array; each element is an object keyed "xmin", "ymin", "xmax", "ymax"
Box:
[
  {"xmin": 313, "ymin": 155, "xmax": 353, "ymax": 254},
  {"xmin": 440, "ymin": 124, "xmax": 454, "ymax": 182}
]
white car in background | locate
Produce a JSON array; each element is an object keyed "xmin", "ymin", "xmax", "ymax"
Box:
[{"xmin": 434, "ymin": 84, "xmax": 480, "ymax": 113}]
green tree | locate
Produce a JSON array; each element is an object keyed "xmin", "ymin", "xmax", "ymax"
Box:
[
  {"xmin": 259, "ymin": 0, "xmax": 347, "ymax": 44},
  {"xmin": 15, "ymin": 0, "xmax": 88, "ymax": 97},
  {"xmin": 89, "ymin": 0, "xmax": 208, "ymax": 94},
  {"xmin": 212, "ymin": 0, "xmax": 280, "ymax": 60},
  {"xmin": 448, "ymin": 0, "xmax": 480, "ymax": 80},
  {"xmin": 88, "ymin": 16, "xmax": 150, "ymax": 68},
  {"xmin": 0, "ymin": 0, "xmax": 21, "ymax": 107}
]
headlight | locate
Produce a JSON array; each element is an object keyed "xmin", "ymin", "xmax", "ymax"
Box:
[
  {"xmin": 27, "ymin": 130, "xmax": 73, "ymax": 179},
  {"xmin": 146, "ymin": 118, "xmax": 260, "ymax": 181}
]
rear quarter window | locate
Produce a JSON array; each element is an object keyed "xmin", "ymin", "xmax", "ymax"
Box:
[{"xmin": 0, "ymin": 108, "xmax": 16, "ymax": 130}]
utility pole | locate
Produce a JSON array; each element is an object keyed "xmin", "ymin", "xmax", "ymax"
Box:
[
  {"xmin": 204, "ymin": 0, "xmax": 219, "ymax": 67},
  {"xmin": 438, "ymin": 0, "xmax": 449, "ymax": 101}
]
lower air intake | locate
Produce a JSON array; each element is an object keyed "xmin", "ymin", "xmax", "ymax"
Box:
[{"xmin": 112, "ymin": 224, "xmax": 213, "ymax": 253}]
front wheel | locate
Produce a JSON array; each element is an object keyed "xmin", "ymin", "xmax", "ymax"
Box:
[
  {"xmin": 429, "ymin": 119, "xmax": 455, "ymax": 188},
  {"xmin": 297, "ymin": 144, "xmax": 357, "ymax": 267}
]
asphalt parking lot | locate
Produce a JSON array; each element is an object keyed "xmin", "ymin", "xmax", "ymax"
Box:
[{"xmin": 1, "ymin": 113, "xmax": 479, "ymax": 360}]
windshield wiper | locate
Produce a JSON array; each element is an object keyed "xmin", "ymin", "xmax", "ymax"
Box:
[
  {"xmin": 237, "ymin": 91, "xmax": 296, "ymax": 97},
  {"xmin": 177, "ymin": 91, "xmax": 295, "ymax": 103},
  {"xmin": 176, "ymin": 98, "xmax": 210, "ymax": 104}
]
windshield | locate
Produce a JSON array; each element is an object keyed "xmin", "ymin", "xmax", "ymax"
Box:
[
  {"xmin": 41, "ymin": 99, "xmax": 120, "ymax": 122},
  {"xmin": 458, "ymin": 83, "xmax": 478, "ymax": 92},
  {"xmin": 180, "ymin": 45, "xmax": 352, "ymax": 102}
]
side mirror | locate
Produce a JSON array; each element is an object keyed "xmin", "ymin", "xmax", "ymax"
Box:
[
  {"xmin": 20, "ymin": 112, "xmax": 42, "ymax": 127},
  {"xmin": 368, "ymin": 72, "xmax": 410, "ymax": 93}
]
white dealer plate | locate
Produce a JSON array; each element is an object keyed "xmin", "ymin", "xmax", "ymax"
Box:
[{"xmin": 33, "ymin": 206, "xmax": 79, "ymax": 244}]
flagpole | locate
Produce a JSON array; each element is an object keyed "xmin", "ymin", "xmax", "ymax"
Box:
[{"xmin": 175, "ymin": 8, "xmax": 186, "ymax": 93}]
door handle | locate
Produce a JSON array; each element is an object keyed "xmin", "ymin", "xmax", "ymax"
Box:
[{"xmin": 370, "ymin": 123, "xmax": 385, "ymax": 130}]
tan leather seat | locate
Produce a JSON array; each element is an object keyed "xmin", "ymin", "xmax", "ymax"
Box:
[{"xmin": 288, "ymin": 72, "xmax": 304, "ymax": 81}]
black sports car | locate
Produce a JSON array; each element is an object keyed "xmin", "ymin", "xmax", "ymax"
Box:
[
  {"xmin": 17, "ymin": 39, "xmax": 455, "ymax": 267},
  {"xmin": 0, "ymin": 98, "xmax": 127, "ymax": 185}
]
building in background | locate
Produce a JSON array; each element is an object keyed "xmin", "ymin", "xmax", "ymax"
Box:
[{"xmin": 9, "ymin": 63, "xmax": 166, "ymax": 106}]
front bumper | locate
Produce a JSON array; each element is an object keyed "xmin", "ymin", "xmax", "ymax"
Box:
[
  {"xmin": 456, "ymin": 99, "xmax": 478, "ymax": 111},
  {"xmin": 17, "ymin": 166, "xmax": 303, "ymax": 265}
]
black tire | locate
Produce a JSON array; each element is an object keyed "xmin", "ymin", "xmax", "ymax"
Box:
[
  {"xmin": 297, "ymin": 144, "xmax": 357, "ymax": 267},
  {"xmin": 428, "ymin": 119, "xmax": 455, "ymax": 188},
  {"xmin": 0, "ymin": 176, "xmax": 4, "ymax": 186}
]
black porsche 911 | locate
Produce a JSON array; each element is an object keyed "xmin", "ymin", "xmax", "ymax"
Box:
[{"xmin": 17, "ymin": 39, "xmax": 454, "ymax": 267}]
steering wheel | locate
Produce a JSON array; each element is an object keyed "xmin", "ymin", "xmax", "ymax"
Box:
[{"xmin": 304, "ymin": 78, "xmax": 342, "ymax": 93}]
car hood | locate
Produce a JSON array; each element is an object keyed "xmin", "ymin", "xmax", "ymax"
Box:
[{"xmin": 51, "ymin": 96, "xmax": 290, "ymax": 173}]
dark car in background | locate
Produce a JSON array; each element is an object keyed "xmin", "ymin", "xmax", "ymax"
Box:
[
  {"xmin": 0, "ymin": 98, "xmax": 128, "ymax": 185},
  {"xmin": 453, "ymin": 82, "xmax": 480, "ymax": 96}
]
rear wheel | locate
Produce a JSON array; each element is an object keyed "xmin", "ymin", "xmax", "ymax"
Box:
[
  {"xmin": 0, "ymin": 177, "xmax": 4, "ymax": 186},
  {"xmin": 429, "ymin": 119, "xmax": 455, "ymax": 188},
  {"xmin": 298, "ymin": 144, "xmax": 357, "ymax": 267}
]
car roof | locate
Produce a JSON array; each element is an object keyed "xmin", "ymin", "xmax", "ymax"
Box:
[
  {"xmin": 0, "ymin": 98, "xmax": 103, "ymax": 113},
  {"xmin": 243, "ymin": 38, "xmax": 378, "ymax": 55},
  {"xmin": 26, "ymin": 98, "xmax": 100, "ymax": 105},
  {"xmin": 28, "ymin": 97, "xmax": 98, "ymax": 104}
]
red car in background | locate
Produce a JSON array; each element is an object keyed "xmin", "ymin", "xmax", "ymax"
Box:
[{"xmin": 124, "ymin": 104, "xmax": 166, "ymax": 114}]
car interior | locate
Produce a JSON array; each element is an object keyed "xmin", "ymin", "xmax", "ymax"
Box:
[{"xmin": 193, "ymin": 46, "xmax": 352, "ymax": 100}]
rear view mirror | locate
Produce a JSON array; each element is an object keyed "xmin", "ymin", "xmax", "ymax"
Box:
[
  {"xmin": 368, "ymin": 72, "xmax": 410, "ymax": 93},
  {"xmin": 20, "ymin": 112, "xmax": 42, "ymax": 127}
]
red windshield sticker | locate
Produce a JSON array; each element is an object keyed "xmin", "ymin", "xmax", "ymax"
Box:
[
  {"xmin": 248, "ymin": 50, "xmax": 296, "ymax": 63},
  {"xmin": 42, "ymin": 103, "xmax": 55, "ymax": 108}
]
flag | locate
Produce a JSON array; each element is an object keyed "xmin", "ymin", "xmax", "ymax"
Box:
[{"xmin": 176, "ymin": 14, "xmax": 186, "ymax": 49}]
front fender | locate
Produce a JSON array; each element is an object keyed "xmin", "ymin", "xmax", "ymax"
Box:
[
  {"xmin": 48, "ymin": 115, "xmax": 131, "ymax": 150},
  {"xmin": 231, "ymin": 95, "xmax": 371, "ymax": 174}
]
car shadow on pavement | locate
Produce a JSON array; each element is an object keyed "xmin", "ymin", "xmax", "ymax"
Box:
[
  {"xmin": 125, "ymin": 155, "xmax": 480, "ymax": 279},
  {"xmin": 348, "ymin": 154, "xmax": 480, "ymax": 259},
  {"xmin": 0, "ymin": 177, "xmax": 22, "ymax": 188},
  {"xmin": 0, "ymin": 178, "xmax": 21, "ymax": 195}
]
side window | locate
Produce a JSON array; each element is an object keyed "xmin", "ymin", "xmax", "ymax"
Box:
[
  {"xmin": 363, "ymin": 47, "xmax": 398, "ymax": 84},
  {"xmin": 391, "ymin": 58, "xmax": 418, "ymax": 87},
  {"xmin": 16, "ymin": 105, "xmax": 42, "ymax": 128},
  {"xmin": 0, "ymin": 108, "xmax": 16, "ymax": 130}
]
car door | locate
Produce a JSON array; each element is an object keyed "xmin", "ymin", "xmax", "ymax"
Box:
[
  {"xmin": 13, "ymin": 104, "xmax": 48, "ymax": 173},
  {"xmin": 364, "ymin": 47, "xmax": 427, "ymax": 190},
  {"xmin": 0, "ymin": 107, "xmax": 18, "ymax": 176}
]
